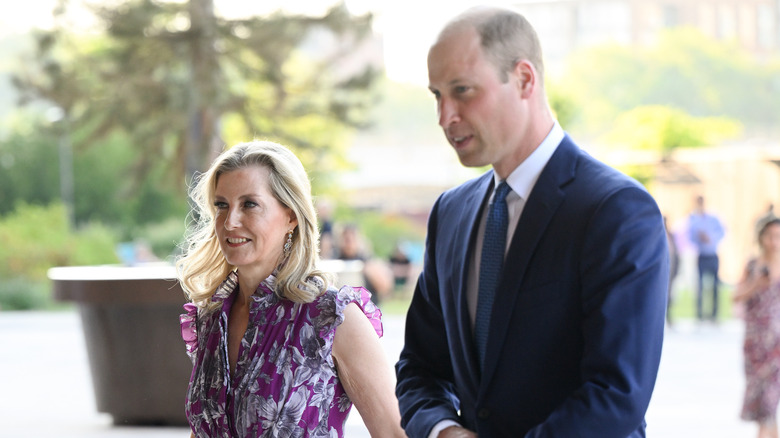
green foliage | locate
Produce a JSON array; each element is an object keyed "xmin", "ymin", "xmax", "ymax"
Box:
[
  {"xmin": 0, "ymin": 203, "xmax": 118, "ymax": 282},
  {"xmin": 669, "ymin": 285, "xmax": 735, "ymax": 321},
  {"xmin": 559, "ymin": 27, "xmax": 780, "ymax": 137},
  {"xmin": 0, "ymin": 111, "xmax": 189, "ymax": 229},
  {"xmin": 0, "ymin": 111, "xmax": 61, "ymax": 216},
  {"xmin": 360, "ymin": 78, "xmax": 442, "ymax": 143},
  {"xmin": 0, "ymin": 203, "xmax": 69, "ymax": 282},
  {"xmin": 13, "ymin": 0, "xmax": 380, "ymax": 194},
  {"xmin": 70, "ymin": 222, "xmax": 122, "ymax": 267},
  {"xmin": 0, "ymin": 278, "xmax": 52, "ymax": 311},
  {"xmin": 133, "ymin": 216, "xmax": 186, "ymax": 262},
  {"xmin": 613, "ymin": 164, "xmax": 655, "ymax": 188},
  {"xmin": 333, "ymin": 206, "xmax": 426, "ymax": 259},
  {"xmin": 546, "ymin": 78, "xmax": 578, "ymax": 131},
  {"xmin": 0, "ymin": 202, "xmax": 119, "ymax": 310},
  {"xmin": 601, "ymin": 105, "xmax": 742, "ymax": 153}
]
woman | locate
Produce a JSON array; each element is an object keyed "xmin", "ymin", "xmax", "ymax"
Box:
[
  {"xmin": 176, "ymin": 140, "xmax": 405, "ymax": 437},
  {"xmin": 734, "ymin": 216, "xmax": 780, "ymax": 438}
]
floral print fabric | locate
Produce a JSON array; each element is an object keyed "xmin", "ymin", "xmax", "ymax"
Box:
[
  {"xmin": 741, "ymin": 262, "xmax": 780, "ymax": 422},
  {"xmin": 180, "ymin": 271, "xmax": 382, "ymax": 437}
]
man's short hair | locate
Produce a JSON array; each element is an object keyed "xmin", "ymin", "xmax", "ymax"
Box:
[{"xmin": 444, "ymin": 7, "xmax": 544, "ymax": 83}]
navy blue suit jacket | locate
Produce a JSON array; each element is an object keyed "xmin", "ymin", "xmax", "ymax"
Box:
[{"xmin": 395, "ymin": 135, "xmax": 668, "ymax": 437}]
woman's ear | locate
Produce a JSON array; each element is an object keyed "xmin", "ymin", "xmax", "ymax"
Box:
[{"xmin": 287, "ymin": 209, "xmax": 299, "ymax": 230}]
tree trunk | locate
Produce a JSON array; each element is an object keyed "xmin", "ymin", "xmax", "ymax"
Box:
[{"xmin": 186, "ymin": 0, "xmax": 220, "ymax": 181}]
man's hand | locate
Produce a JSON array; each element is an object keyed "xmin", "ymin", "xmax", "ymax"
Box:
[{"xmin": 439, "ymin": 426, "xmax": 478, "ymax": 438}]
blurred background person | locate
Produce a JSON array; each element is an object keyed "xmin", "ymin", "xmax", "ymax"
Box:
[
  {"xmin": 316, "ymin": 198, "xmax": 337, "ymax": 260},
  {"xmin": 389, "ymin": 241, "xmax": 413, "ymax": 292},
  {"xmin": 734, "ymin": 215, "xmax": 780, "ymax": 438},
  {"xmin": 688, "ymin": 195, "xmax": 725, "ymax": 322},
  {"xmin": 336, "ymin": 223, "xmax": 394, "ymax": 305},
  {"xmin": 665, "ymin": 216, "xmax": 680, "ymax": 327},
  {"xmin": 176, "ymin": 141, "xmax": 405, "ymax": 437}
]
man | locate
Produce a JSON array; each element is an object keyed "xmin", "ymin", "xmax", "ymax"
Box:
[
  {"xmin": 395, "ymin": 6, "xmax": 668, "ymax": 437},
  {"xmin": 687, "ymin": 195, "xmax": 725, "ymax": 322}
]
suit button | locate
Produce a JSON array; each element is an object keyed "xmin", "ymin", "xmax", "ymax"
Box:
[{"xmin": 478, "ymin": 408, "xmax": 490, "ymax": 419}]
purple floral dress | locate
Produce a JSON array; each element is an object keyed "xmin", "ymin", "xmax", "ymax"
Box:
[
  {"xmin": 180, "ymin": 271, "xmax": 382, "ymax": 437},
  {"xmin": 741, "ymin": 261, "xmax": 780, "ymax": 422}
]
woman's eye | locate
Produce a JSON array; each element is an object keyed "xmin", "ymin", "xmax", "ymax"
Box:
[
  {"xmin": 244, "ymin": 201, "xmax": 258, "ymax": 208},
  {"xmin": 214, "ymin": 201, "xmax": 228, "ymax": 209}
]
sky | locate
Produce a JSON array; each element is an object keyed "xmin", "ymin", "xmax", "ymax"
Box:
[{"xmin": 0, "ymin": 0, "xmax": 514, "ymax": 86}]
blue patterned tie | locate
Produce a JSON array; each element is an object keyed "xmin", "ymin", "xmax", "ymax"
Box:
[{"xmin": 475, "ymin": 181, "xmax": 511, "ymax": 369}]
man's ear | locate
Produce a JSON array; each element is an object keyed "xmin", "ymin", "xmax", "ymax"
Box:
[{"xmin": 513, "ymin": 60, "xmax": 536, "ymax": 98}]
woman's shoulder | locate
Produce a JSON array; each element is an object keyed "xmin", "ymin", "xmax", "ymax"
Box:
[
  {"xmin": 314, "ymin": 285, "xmax": 383, "ymax": 337},
  {"xmin": 312, "ymin": 285, "xmax": 373, "ymax": 310}
]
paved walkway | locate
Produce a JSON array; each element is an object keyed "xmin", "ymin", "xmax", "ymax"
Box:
[{"xmin": 1, "ymin": 311, "xmax": 756, "ymax": 437}]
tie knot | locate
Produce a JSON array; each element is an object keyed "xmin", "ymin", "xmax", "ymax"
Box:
[{"xmin": 493, "ymin": 181, "xmax": 511, "ymax": 203}]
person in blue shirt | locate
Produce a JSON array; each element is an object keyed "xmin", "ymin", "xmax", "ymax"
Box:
[{"xmin": 688, "ymin": 195, "xmax": 726, "ymax": 322}]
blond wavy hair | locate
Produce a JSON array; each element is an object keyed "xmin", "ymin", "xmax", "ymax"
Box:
[{"xmin": 176, "ymin": 140, "xmax": 332, "ymax": 309}]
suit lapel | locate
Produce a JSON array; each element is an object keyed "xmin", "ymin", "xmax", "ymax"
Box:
[{"xmin": 479, "ymin": 136, "xmax": 579, "ymax": 386}]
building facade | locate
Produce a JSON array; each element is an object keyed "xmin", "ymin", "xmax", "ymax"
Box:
[{"xmin": 514, "ymin": 0, "xmax": 780, "ymax": 73}]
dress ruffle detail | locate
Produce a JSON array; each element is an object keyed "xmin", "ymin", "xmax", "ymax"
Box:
[
  {"xmin": 179, "ymin": 302, "xmax": 198, "ymax": 362},
  {"xmin": 339, "ymin": 285, "xmax": 383, "ymax": 338}
]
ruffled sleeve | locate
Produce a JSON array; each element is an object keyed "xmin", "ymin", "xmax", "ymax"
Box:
[
  {"xmin": 339, "ymin": 285, "xmax": 383, "ymax": 338},
  {"xmin": 180, "ymin": 303, "xmax": 198, "ymax": 363}
]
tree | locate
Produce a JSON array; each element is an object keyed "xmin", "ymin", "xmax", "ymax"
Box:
[
  {"xmin": 596, "ymin": 104, "xmax": 743, "ymax": 186},
  {"xmin": 557, "ymin": 27, "xmax": 780, "ymax": 138},
  {"xmin": 600, "ymin": 105, "xmax": 742, "ymax": 156},
  {"xmin": 13, "ymin": 0, "xmax": 380, "ymax": 192},
  {"xmin": 0, "ymin": 109, "xmax": 189, "ymax": 227}
]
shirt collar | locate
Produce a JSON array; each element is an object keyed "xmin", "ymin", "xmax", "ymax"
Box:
[{"xmin": 493, "ymin": 121, "xmax": 564, "ymax": 200}]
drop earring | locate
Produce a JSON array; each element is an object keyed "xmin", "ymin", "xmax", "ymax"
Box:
[{"xmin": 283, "ymin": 229, "xmax": 293, "ymax": 256}]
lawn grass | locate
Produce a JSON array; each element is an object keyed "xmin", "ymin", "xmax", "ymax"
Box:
[
  {"xmin": 378, "ymin": 293, "xmax": 413, "ymax": 316},
  {"xmin": 669, "ymin": 283, "xmax": 737, "ymax": 322}
]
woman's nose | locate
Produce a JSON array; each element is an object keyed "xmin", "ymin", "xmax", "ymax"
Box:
[{"xmin": 224, "ymin": 208, "xmax": 240, "ymax": 229}]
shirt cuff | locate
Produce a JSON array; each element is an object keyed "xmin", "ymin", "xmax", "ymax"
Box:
[{"xmin": 429, "ymin": 420, "xmax": 461, "ymax": 438}]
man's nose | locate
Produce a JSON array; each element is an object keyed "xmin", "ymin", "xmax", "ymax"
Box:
[{"xmin": 438, "ymin": 98, "xmax": 459, "ymax": 128}]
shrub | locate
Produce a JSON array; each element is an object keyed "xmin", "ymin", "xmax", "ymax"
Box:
[
  {"xmin": 0, "ymin": 202, "xmax": 119, "ymax": 310},
  {"xmin": 133, "ymin": 217, "xmax": 186, "ymax": 262},
  {"xmin": 0, "ymin": 278, "xmax": 52, "ymax": 311}
]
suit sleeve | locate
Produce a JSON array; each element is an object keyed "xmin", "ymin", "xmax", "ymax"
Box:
[
  {"xmin": 395, "ymin": 197, "xmax": 462, "ymax": 438},
  {"xmin": 526, "ymin": 185, "xmax": 669, "ymax": 437}
]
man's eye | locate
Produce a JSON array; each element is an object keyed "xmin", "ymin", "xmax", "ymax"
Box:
[{"xmin": 454, "ymin": 86, "xmax": 469, "ymax": 94}]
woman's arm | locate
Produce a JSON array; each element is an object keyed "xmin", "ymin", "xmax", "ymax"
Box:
[{"xmin": 333, "ymin": 303, "xmax": 407, "ymax": 437}]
